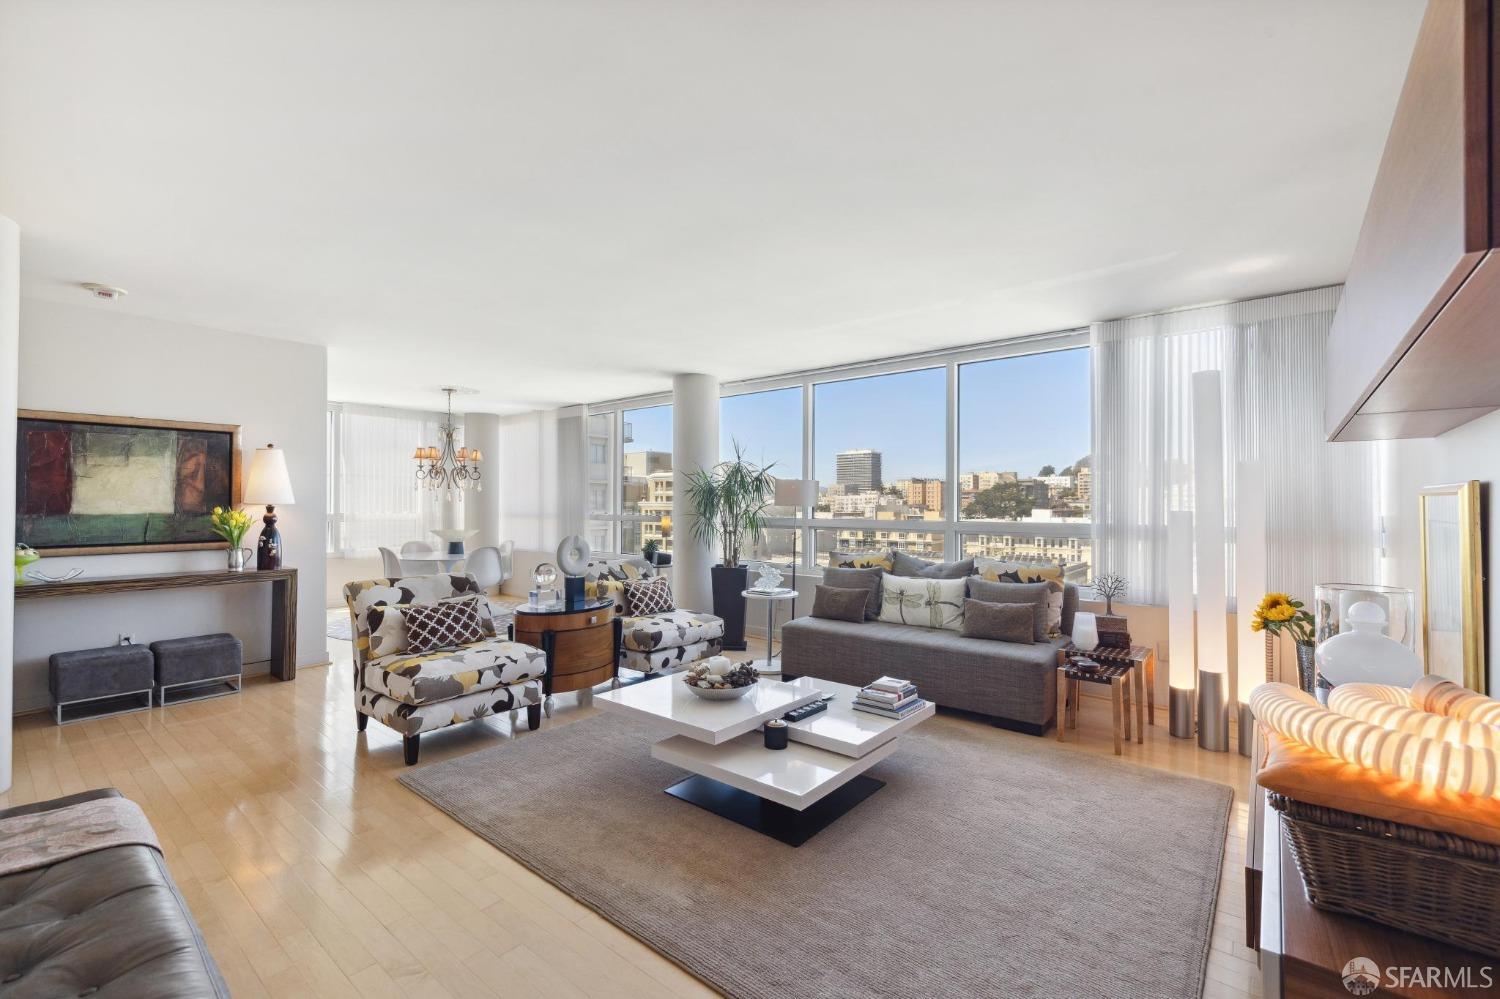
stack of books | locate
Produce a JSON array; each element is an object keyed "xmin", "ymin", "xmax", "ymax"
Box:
[{"xmin": 853, "ymin": 676, "xmax": 923, "ymax": 719}]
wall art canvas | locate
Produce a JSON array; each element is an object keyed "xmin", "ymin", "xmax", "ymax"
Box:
[{"xmin": 16, "ymin": 410, "xmax": 241, "ymax": 555}]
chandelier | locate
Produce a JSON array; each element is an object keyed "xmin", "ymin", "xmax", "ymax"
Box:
[{"xmin": 413, "ymin": 388, "xmax": 482, "ymax": 498}]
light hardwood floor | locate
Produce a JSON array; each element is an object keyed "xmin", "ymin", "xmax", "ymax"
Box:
[{"xmin": 1, "ymin": 624, "xmax": 1261, "ymax": 998}]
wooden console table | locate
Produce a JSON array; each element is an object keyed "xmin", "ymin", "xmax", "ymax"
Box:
[{"xmin": 15, "ymin": 568, "xmax": 299, "ymax": 681}]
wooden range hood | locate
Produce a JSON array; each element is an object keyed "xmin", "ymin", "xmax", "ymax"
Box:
[{"xmin": 1327, "ymin": 0, "xmax": 1500, "ymax": 441}]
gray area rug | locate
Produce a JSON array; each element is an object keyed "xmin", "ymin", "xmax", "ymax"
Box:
[{"xmin": 400, "ymin": 712, "xmax": 1232, "ymax": 999}]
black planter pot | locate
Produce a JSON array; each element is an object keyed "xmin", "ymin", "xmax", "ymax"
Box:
[{"xmin": 711, "ymin": 564, "xmax": 749, "ymax": 651}]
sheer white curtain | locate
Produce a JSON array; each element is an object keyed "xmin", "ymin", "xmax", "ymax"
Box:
[
  {"xmin": 1091, "ymin": 286, "xmax": 1380, "ymax": 606},
  {"xmin": 328, "ymin": 402, "xmax": 446, "ymax": 556},
  {"xmin": 497, "ymin": 405, "xmax": 586, "ymax": 551}
]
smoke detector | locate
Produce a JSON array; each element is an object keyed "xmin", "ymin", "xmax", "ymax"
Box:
[{"xmin": 80, "ymin": 282, "xmax": 128, "ymax": 301}]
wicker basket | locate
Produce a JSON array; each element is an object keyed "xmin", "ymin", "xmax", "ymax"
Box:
[{"xmin": 1268, "ymin": 792, "xmax": 1500, "ymax": 958}]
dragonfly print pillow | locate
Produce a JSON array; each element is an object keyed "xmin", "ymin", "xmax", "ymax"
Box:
[{"xmin": 879, "ymin": 575, "xmax": 965, "ymax": 631}]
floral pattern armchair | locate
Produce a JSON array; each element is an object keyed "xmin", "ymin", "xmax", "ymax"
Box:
[
  {"xmin": 580, "ymin": 557, "xmax": 725, "ymax": 676},
  {"xmin": 345, "ymin": 573, "xmax": 546, "ymax": 765}
]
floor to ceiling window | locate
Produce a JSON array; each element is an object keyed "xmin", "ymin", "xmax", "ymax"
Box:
[
  {"xmin": 957, "ymin": 347, "xmax": 1093, "ymax": 580},
  {"xmin": 586, "ymin": 330, "xmax": 1092, "ymax": 580}
]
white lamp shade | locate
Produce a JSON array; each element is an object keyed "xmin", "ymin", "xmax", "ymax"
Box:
[
  {"xmin": 244, "ymin": 444, "xmax": 295, "ymax": 505},
  {"xmin": 775, "ymin": 478, "xmax": 818, "ymax": 507},
  {"xmin": 1073, "ymin": 612, "xmax": 1099, "ymax": 652}
]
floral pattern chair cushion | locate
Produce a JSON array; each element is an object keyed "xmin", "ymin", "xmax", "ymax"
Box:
[
  {"xmin": 621, "ymin": 637, "xmax": 725, "ymax": 675},
  {"xmin": 358, "ymin": 681, "xmax": 542, "ymax": 737},
  {"xmin": 365, "ymin": 638, "xmax": 546, "ymax": 706},
  {"xmin": 621, "ymin": 609, "xmax": 725, "ymax": 653}
]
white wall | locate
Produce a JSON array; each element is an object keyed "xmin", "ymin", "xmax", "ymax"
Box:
[
  {"xmin": 13, "ymin": 299, "xmax": 329, "ymax": 713},
  {"xmin": 1380, "ymin": 409, "xmax": 1500, "ymax": 694},
  {"xmin": 0, "ymin": 217, "xmax": 20, "ymax": 785}
]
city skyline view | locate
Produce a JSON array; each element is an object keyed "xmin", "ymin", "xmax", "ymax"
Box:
[{"xmin": 623, "ymin": 347, "xmax": 1091, "ymax": 486}]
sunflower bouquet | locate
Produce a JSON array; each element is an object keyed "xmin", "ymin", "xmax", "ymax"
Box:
[
  {"xmin": 209, "ymin": 506, "xmax": 255, "ymax": 549},
  {"xmin": 1251, "ymin": 592, "xmax": 1314, "ymax": 645}
]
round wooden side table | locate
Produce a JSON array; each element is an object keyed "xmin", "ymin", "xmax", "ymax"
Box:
[{"xmin": 512, "ymin": 597, "xmax": 620, "ymax": 712}]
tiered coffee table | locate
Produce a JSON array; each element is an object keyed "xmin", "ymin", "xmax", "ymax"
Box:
[{"xmin": 595, "ymin": 674, "xmax": 934, "ymax": 846}]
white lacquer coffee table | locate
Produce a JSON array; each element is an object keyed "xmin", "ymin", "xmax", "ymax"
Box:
[{"xmin": 595, "ymin": 674, "xmax": 934, "ymax": 846}]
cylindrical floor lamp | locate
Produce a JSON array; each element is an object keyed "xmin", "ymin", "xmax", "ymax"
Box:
[
  {"xmin": 773, "ymin": 479, "xmax": 818, "ymax": 617},
  {"xmin": 1192, "ymin": 371, "xmax": 1229, "ymax": 753},
  {"xmin": 1234, "ymin": 460, "xmax": 1266, "ymax": 756},
  {"xmin": 1167, "ymin": 510, "xmax": 1196, "ymax": 739}
]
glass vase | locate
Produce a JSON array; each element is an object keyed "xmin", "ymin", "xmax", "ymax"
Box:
[{"xmin": 1295, "ymin": 641, "xmax": 1317, "ymax": 696}]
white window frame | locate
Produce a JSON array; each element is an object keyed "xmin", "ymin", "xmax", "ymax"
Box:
[{"xmin": 585, "ymin": 328, "xmax": 1091, "ymax": 570}]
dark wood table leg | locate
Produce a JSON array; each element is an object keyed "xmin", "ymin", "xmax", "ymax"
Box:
[{"xmin": 270, "ymin": 574, "xmax": 297, "ymax": 680}]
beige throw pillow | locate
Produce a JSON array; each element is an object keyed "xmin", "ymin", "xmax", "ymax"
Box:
[{"xmin": 878, "ymin": 575, "xmax": 965, "ymax": 631}]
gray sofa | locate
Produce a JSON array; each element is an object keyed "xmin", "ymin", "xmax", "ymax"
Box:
[{"xmin": 780, "ymin": 583, "xmax": 1078, "ymax": 734}]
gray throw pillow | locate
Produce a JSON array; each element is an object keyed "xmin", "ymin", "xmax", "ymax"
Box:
[
  {"xmin": 961, "ymin": 599, "xmax": 1035, "ymax": 643},
  {"xmin": 966, "ymin": 577, "xmax": 1050, "ymax": 642},
  {"xmin": 892, "ymin": 551, "xmax": 975, "ymax": 579},
  {"xmin": 819, "ymin": 565, "xmax": 884, "ymax": 620},
  {"xmin": 811, "ymin": 585, "xmax": 868, "ymax": 623}
]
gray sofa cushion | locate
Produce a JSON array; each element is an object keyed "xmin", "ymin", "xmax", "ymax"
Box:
[
  {"xmin": 966, "ymin": 578, "xmax": 1050, "ymax": 642},
  {"xmin": 780, "ymin": 616, "xmax": 1063, "ymax": 728},
  {"xmin": 819, "ymin": 565, "xmax": 884, "ymax": 620},
  {"xmin": 892, "ymin": 551, "xmax": 975, "ymax": 579},
  {"xmin": 962, "ymin": 599, "xmax": 1035, "ymax": 643},
  {"xmin": 811, "ymin": 585, "xmax": 867, "ymax": 623}
]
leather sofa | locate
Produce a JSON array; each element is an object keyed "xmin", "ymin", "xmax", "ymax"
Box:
[{"xmin": 0, "ymin": 788, "xmax": 227, "ymax": 998}]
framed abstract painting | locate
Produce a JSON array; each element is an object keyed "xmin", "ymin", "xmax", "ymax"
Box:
[{"xmin": 15, "ymin": 410, "xmax": 241, "ymax": 555}]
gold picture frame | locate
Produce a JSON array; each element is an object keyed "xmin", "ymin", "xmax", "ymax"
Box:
[
  {"xmin": 16, "ymin": 409, "xmax": 243, "ymax": 556},
  {"xmin": 1419, "ymin": 481, "xmax": 1485, "ymax": 693}
]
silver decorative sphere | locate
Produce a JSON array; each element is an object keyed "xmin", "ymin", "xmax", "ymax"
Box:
[{"xmin": 532, "ymin": 562, "xmax": 558, "ymax": 589}]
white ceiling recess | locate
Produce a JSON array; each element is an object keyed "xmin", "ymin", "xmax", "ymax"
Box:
[{"xmin": 0, "ymin": 1, "xmax": 1424, "ymax": 414}]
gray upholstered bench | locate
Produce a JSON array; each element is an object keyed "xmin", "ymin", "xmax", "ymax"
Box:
[
  {"xmin": 150, "ymin": 633, "xmax": 243, "ymax": 706},
  {"xmin": 48, "ymin": 645, "xmax": 155, "ymax": 725}
]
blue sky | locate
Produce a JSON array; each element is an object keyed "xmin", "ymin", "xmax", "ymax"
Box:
[{"xmin": 625, "ymin": 348, "xmax": 1091, "ymax": 483}]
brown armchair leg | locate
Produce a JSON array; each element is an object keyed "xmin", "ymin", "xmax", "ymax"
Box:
[
  {"xmin": 357, "ymin": 713, "xmax": 369, "ymax": 732},
  {"xmin": 526, "ymin": 703, "xmax": 542, "ymax": 730},
  {"xmin": 403, "ymin": 734, "xmax": 420, "ymax": 765}
]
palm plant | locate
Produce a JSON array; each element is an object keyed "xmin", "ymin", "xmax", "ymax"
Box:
[{"xmin": 683, "ymin": 440, "xmax": 776, "ymax": 568}]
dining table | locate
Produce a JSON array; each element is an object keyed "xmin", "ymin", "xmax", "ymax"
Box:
[{"xmin": 399, "ymin": 550, "xmax": 467, "ymax": 572}]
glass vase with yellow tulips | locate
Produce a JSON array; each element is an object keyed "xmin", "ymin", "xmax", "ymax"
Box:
[
  {"xmin": 210, "ymin": 506, "xmax": 256, "ymax": 572},
  {"xmin": 1251, "ymin": 592, "xmax": 1317, "ymax": 694}
]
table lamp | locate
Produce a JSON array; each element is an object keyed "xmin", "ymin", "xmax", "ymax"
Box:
[{"xmin": 244, "ymin": 444, "xmax": 296, "ymax": 570}]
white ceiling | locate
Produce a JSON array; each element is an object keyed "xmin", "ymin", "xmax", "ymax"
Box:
[{"xmin": 0, "ymin": 1, "xmax": 1424, "ymax": 415}]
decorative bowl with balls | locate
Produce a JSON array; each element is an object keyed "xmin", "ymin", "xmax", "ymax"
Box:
[{"xmin": 683, "ymin": 657, "xmax": 760, "ymax": 699}]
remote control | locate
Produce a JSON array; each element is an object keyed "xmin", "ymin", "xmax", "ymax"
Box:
[{"xmin": 783, "ymin": 700, "xmax": 829, "ymax": 723}]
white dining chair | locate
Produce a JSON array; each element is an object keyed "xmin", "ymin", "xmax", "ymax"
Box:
[
  {"xmin": 466, "ymin": 546, "xmax": 504, "ymax": 595},
  {"xmin": 378, "ymin": 547, "xmax": 405, "ymax": 578},
  {"xmin": 400, "ymin": 541, "xmax": 430, "ymax": 557},
  {"xmin": 496, "ymin": 540, "xmax": 514, "ymax": 587}
]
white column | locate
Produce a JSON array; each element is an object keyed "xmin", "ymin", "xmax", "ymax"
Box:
[
  {"xmin": 672, "ymin": 373, "xmax": 719, "ymax": 614},
  {"xmin": 0, "ymin": 215, "xmax": 18, "ymax": 792},
  {"xmin": 464, "ymin": 413, "xmax": 502, "ymax": 548}
]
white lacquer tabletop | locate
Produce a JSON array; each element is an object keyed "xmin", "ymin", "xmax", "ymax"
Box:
[
  {"xmin": 781, "ymin": 679, "xmax": 935, "ymax": 758},
  {"xmin": 651, "ymin": 731, "xmax": 900, "ymax": 810},
  {"xmin": 594, "ymin": 673, "xmax": 821, "ymax": 744}
]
